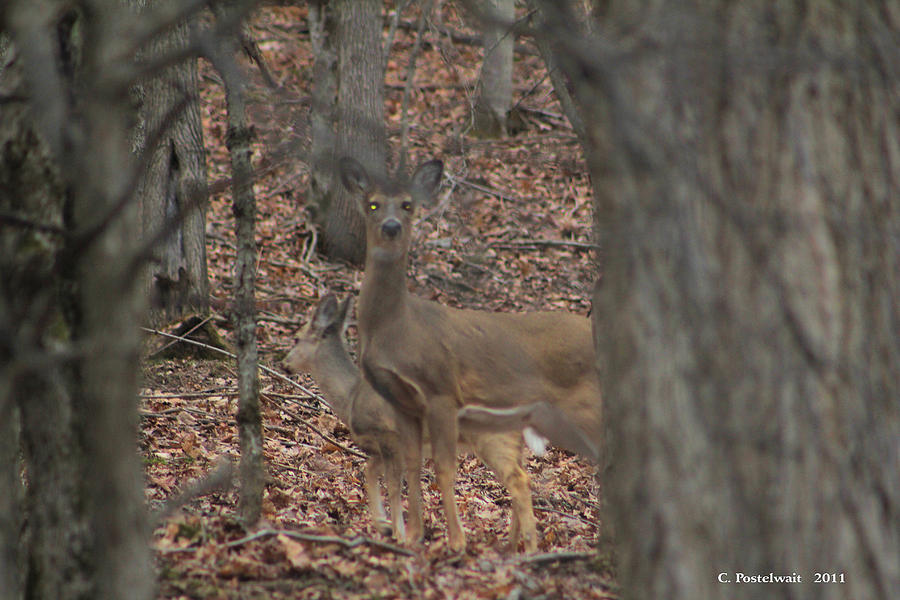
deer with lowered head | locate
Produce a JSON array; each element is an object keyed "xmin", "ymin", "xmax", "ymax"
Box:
[
  {"xmin": 281, "ymin": 293, "xmax": 540, "ymax": 552},
  {"xmin": 341, "ymin": 156, "xmax": 602, "ymax": 553}
]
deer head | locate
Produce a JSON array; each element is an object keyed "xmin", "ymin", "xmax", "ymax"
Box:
[
  {"xmin": 282, "ymin": 293, "xmax": 352, "ymax": 376},
  {"xmin": 339, "ymin": 157, "xmax": 443, "ymax": 263}
]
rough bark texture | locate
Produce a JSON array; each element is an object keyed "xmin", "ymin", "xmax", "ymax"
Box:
[
  {"xmin": 309, "ymin": 0, "xmax": 387, "ymax": 265},
  {"xmin": 1, "ymin": 2, "xmax": 164, "ymax": 598},
  {"xmin": 0, "ymin": 19, "xmax": 91, "ymax": 600},
  {"xmin": 473, "ymin": 0, "xmax": 514, "ymax": 137},
  {"xmin": 219, "ymin": 12, "xmax": 265, "ymax": 526},
  {"xmin": 554, "ymin": 2, "xmax": 900, "ymax": 599},
  {"xmin": 137, "ymin": 11, "xmax": 209, "ymax": 326}
]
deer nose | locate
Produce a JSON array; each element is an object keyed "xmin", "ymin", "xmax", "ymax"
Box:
[{"xmin": 381, "ymin": 218, "xmax": 402, "ymax": 239}]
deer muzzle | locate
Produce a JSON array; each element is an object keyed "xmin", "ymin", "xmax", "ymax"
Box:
[{"xmin": 381, "ymin": 218, "xmax": 402, "ymax": 240}]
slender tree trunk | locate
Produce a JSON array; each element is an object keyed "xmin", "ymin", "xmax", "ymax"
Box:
[
  {"xmin": 137, "ymin": 8, "xmax": 209, "ymax": 326},
  {"xmin": 547, "ymin": 3, "xmax": 900, "ymax": 599},
  {"xmin": 309, "ymin": 0, "xmax": 386, "ymax": 265},
  {"xmin": 217, "ymin": 6, "xmax": 265, "ymax": 526},
  {"xmin": 473, "ymin": 0, "xmax": 514, "ymax": 137}
]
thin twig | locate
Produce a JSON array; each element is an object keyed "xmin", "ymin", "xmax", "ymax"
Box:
[
  {"xmin": 140, "ymin": 390, "xmax": 238, "ymax": 399},
  {"xmin": 224, "ymin": 528, "xmax": 414, "ymax": 556},
  {"xmin": 259, "ymin": 392, "xmax": 366, "ymax": 459},
  {"xmin": 490, "ymin": 238, "xmax": 599, "ymax": 251},
  {"xmin": 0, "ymin": 210, "xmax": 67, "ymax": 236},
  {"xmin": 152, "ymin": 457, "xmax": 234, "ymax": 527},
  {"xmin": 533, "ymin": 505, "xmax": 597, "ymax": 528},
  {"xmin": 142, "ymin": 326, "xmax": 367, "ymax": 458},
  {"xmin": 446, "ymin": 174, "xmax": 520, "ymax": 202},
  {"xmin": 513, "ymin": 550, "xmax": 596, "ymax": 565}
]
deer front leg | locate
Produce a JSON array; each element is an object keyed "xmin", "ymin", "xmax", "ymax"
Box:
[
  {"xmin": 363, "ymin": 456, "xmax": 391, "ymax": 536},
  {"xmin": 381, "ymin": 449, "xmax": 406, "ymax": 543},
  {"xmin": 402, "ymin": 414, "xmax": 424, "ymax": 546},
  {"xmin": 427, "ymin": 398, "xmax": 465, "ymax": 553}
]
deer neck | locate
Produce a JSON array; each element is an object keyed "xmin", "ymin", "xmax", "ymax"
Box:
[
  {"xmin": 359, "ymin": 248, "xmax": 409, "ymax": 331},
  {"xmin": 310, "ymin": 336, "xmax": 357, "ymax": 425}
]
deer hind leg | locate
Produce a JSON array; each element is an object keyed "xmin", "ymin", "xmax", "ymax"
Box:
[
  {"xmin": 363, "ymin": 455, "xmax": 391, "ymax": 536},
  {"xmin": 427, "ymin": 398, "xmax": 466, "ymax": 552},
  {"xmin": 470, "ymin": 432, "xmax": 537, "ymax": 553}
]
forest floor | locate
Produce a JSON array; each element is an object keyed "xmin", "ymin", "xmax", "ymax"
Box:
[{"xmin": 142, "ymin": 3, "xmax": 614, "ymax": 598}]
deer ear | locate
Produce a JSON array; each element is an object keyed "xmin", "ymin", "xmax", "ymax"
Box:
[
  {"xmin": 337, "ymin": 296, "xmax": 354, "ymax": 333},
  {"xmin": 339, "ymin": 157, "xmax": 370, "ymax": 195},
  {"xmin": 409, "ymin": 159, "xmax": 443, "ymax": 205},
  {"xmin": 313, "ymin": 294, "xmax": 339, "ymax": 330}
]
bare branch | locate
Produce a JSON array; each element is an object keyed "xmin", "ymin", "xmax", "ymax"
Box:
[{"xmin": 151, "ymin": 457, "xmax": 234, "ymax": 526}]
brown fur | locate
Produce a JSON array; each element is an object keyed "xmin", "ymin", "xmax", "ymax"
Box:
[
  {"xmin": 341, "ymin": 157, "xmax": 602, "ymax": 552},
  {"xmin": 282, "ymin": 294, "xmax": 538, "ymax": 551}
]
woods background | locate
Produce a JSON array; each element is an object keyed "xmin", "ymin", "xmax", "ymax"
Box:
[{"xmin": 1, "ymin": 1, "xmax": 898, "ymax": 599}]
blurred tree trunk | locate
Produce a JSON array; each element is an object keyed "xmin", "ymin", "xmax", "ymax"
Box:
[
  {"xmin": 472, "ymin": 0, "xmax": 514, "ymax": 137},
  {"xmin": 308, "ymin": 0, "xmax": 386, "ymax": 265},
  {"xmin": 137, "ymin": 9, "xmax": 209, "ymax": 326},
  {"xmin": 0, "ymin": 0, "xmax": 191, "ymax": 597},
  {"xmin": 534, "ymin": 2, "xmax": 900, "ymax": 599},
  {"xmin": 63, "ymin": 2, "xmax": 154, "ymax": 597},
  {"xmin": 0, "ymin": 15, "xmax": 92, "ymax": 600}
]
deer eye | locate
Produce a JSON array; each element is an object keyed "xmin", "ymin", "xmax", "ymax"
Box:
[
  {"xmin": 368, "ymin": 201, "xmax": 379, "ymax": 212},
  {"xmin": 401, "ymin": 201, "xmax": 412, "ymax": 212}
]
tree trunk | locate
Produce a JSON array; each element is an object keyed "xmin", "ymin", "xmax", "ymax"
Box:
[
  {"xmin": 308, "ymin": 0, "xmax": 386, "ymax": 266},
  {"xmin": 547, "ymin": 3, "xmax": 900, "ymax": 599},
  {"xmin": 0, "ymin": 1, "xmax": 180, "ymax": 598},
  {"xmin": 472, "ymin": 0, "xmax": 514, "ymax": 138},
  {"xmin": 0, "ymin": 20, "xmax": 92, "ymax": 600},
  {"xmin": 216, "ymin": 5, "xmax": 265, "ymax": 526},
  {"xmin": 0, "ymin": 390, "xmax": 21, "ymax": 600},
  {"xmin": 137, "ymin": 10, "xmax": 209, "ymax": 327},
  {"xmin": 67, "ymin": 4, "xmax": 154, "ymax": 598}
]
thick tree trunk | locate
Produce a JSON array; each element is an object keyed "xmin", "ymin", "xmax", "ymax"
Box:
[
  {"xmin": 309, "ymin": 0, "xmax": 386, "ymax": 265},
  {"xmin": 473, "ymin": 0, "xmax": 514, "ymax": 137},
  {"xmin": 68, "ymin": 5, "xmax": 154, "ymax": 598},
  {"xmin": 564, "ymin": 3, "xmax": 900, "ymax": 599},
  {"xmin": 0, "ymin": 26, "xmax": 92, "ymax": 600},
  {"xmin": 2, "ymin": 2, "xmax": 159, "ymax": 598},
  {"xmin": 137, "ymin": 9, "xmax": 209, "ymax": 326}
]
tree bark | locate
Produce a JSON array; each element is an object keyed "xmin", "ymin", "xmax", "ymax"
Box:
[
  {"xmin": 0, "ymin": 1, "xmax": 193, "ymax": 597},
  {"xmin": 308, "ymin": 0, "xmax": 387, "ymax": 265},
  {"xmin": 547, "ymin": 3, "xmax": 900, "ymax": 599},
  {"xmin": 67, "ymin": 4, "xmax": 154, "ymax": 598},
  {"xmin": 472, "ymin": 0, "xmax": 514, "ymax": 137},
  {"xmin": 216, "ymin": 4, "xmax": 265, "ymax": 526},
  {"xmin": 531, "ymin": 1, "xmax": 900, "ymax": 598},
  {"xmin": 0, "ymin": 17, "xmax": 91, "ymax": 600},
  {"xmin": 136, "ymin": 7, "xmax": 209, "ymax": 326}
]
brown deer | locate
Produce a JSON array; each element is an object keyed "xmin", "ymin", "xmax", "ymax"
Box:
[
  {"xmin": 282, "ymin": 294, "xmax": 539, "ymax": 552},
  {"xmin": 341, "ymin": 157, "xmax": 602, "ymax": 553}
]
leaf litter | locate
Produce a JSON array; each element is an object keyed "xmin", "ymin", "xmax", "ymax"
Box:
[{"xmin": 145, "ymin": 3, "xmax": 614, "ymax": 598}]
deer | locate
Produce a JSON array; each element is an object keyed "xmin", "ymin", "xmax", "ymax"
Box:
[
  {"xmin": 340, "ymin": 156, "xmax": 602, "ymax": 553},
  {"xmin": 281, "ymin": 293, "xmax": 540, "ymax": 552}
]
